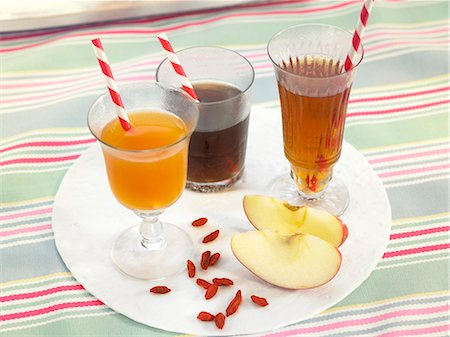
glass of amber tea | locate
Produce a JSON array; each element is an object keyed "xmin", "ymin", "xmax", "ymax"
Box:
[
  {"xmin": 267, "ymin": 24, "xmax": 364, "ymax": 216},
  {"xmin": 88, "ymin": 82, "xmax": 198, "ymax": 280},
  {"xmin": 156, "ymin": 47, "xmax": 254, "ymax": 192}
]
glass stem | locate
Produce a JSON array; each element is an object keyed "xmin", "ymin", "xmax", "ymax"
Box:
[{"xmin": 135, "ymin": 210, "xmax": 167, "ymax": 250}]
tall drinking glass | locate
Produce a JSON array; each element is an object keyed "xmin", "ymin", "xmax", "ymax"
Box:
[
  {"xmin": 156, "ymin": 47, "xmax": 254, "ymax": 192},
  {"xmin": 88, "ymin": 82, "xmax": 198, "ymax": 280},
  {"xmin": 267, "ymin": 24, "xmax": 363, "ymax": 216}
]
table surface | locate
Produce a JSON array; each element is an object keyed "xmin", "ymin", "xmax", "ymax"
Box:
[{"xmin": 1, "ymin": 1, "xmax": 449, "ymax": 336}]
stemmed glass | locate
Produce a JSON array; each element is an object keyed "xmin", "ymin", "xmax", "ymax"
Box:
[
  {"xmin": 267, "ymin": 24, "xmax": 364, "ymax": 216},
  {"xmin": 88, "ymin": 82, "xmax": 199, "ymax": 280}
]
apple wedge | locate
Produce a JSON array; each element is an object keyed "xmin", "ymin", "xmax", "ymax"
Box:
[
  {"xmin": 243, "ymin": 195, "xmax": 347, "ymax": 247},
  {"xmin": 231, "ymin": 230, "xmax": 341, "ymax": 289}
]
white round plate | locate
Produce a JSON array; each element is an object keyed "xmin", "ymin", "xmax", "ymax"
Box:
[{"xmin": 52, "ymin": 107, "xmax": 391, "ymax": 336}]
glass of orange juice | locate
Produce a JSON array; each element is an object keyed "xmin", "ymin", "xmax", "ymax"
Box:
[{"xmin": 88, "ymin": 82, "xmax": 199, "ymax": 280}]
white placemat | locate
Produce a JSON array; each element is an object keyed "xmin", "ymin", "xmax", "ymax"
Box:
[{"xmin": 52, "ymin": 107, "xmax": 391, "ymax": 336}]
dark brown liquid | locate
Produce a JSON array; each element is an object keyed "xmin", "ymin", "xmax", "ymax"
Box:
[
  {"xmin": 188, "ymin": 81, "xmax": 249, "ymax": 183},
  {"xmin": 278, "ymin": 56, "xmax": 350, "ymax": 194}
]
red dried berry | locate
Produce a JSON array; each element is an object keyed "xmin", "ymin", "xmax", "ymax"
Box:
[
  {"xmin": 149, "ymin": 286, "xmax": 171, "ymax": 294},
  {"xmin": 226, "ymin": 290, "xmax": 242, "ymax": 316},
  {"xmin": 187, "ymin": 259, "xmax": 196, "ymax": 278},
  {"xmin": 213, "ymin": 277, "xmax": 234, "ymax": 286},
  {"xmin": 209, "ymin": 252, "xmax": 220, "ymax": 266},
  {"xmin": 192, "ymin": 217, "xmax": 208, "ymax": 227},
  {"xmin": 310, "ymin": 175, "xmax": 317, "ymax": 192},
  {"xmin": 200, "ymin": 250, "xmax": 211, "ymax": 270},
  {"xmin": 214, "ymin": 312, "xmax": 226, "ymax": 329},
  {"xmin": 196, "ymin": 278, "xmax": 212, "ymax": 289},
  {"xmin": 205, "ymin": 284, "xmax": 218, "ymax": 300},
  {"xmin": 250, "ymin": 295, "xmax": 269, "ymax": 307},
  {"xmin": 202, "ymin": 230, "xmax": 220, "ymax": 244},
  {"xmin": 197, "ymin": 311, "xmax": 215, "ymax": 321}
]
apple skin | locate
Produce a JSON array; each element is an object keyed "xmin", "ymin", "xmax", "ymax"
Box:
[
  {"xmin": 338, "ymin": 220, "xmax": 349, "ymax": 246},
  {"xmin": 231, "ymin": 230, "xmax": 342, "ymax": 290},
  {"xmin": 243, "ymin": 195, "xmax": 347, "ymax": 248}
]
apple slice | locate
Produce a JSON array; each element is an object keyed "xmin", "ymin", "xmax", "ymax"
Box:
[
  {"xmin": 243, "ymin": 195, "xmax": 347, "ymax": 247},
  {"xmin": 231, "ymin": 230, "xmax": 341, "ymax": 289}
]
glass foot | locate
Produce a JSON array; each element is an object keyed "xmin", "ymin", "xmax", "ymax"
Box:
[
  {"xmin": 111, "ymin": 222, "xmax": 194, "ymax": 280},
  {"xmin": 186, "ymin": 168, "xmax": 244, "ymax": 193},
  {"xmin": 270, "ymin": 174, "xmax": 349, "ymax": 216}
]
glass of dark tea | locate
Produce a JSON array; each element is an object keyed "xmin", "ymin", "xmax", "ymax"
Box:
[
  {"xmin": 156, "ymin": 46, "xmax": 254, "ymax": 192},
  {"xmin": 267, "ymin": 24, "xmax": 364, "ymax": 216}
]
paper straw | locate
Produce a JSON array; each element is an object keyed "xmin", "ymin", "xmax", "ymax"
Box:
[
  {"xmin": 91, "ymin": 38, "xmax": 132, "ymax": 131},
  {"xmin": 344, "ymin": 0, "xmax": 375, "ymax": 71},
  {"xmin": 156, "ymin": 33, "xmax": 200, "ymax": 102}
]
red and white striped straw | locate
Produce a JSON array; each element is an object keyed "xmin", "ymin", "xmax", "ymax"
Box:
[
  {"xmin": 344, "ymin": 0, "xmax": 375, "ymax": 72},
  {"xmin": 157, "ymin": 33, "xmax": 200, "ymax": 102},
  {"xmin": 91, "ymin": 38, "xmax": 132, "ymax": 131}
]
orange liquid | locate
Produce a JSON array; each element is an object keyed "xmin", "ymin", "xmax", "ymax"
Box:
[
  {"xmin": 101, "ymin": 110, "xmax": 188, "ymax": 211},
  {"xmin": 278, "ymin": 56, "xmax": 350, "ymax": 195}
]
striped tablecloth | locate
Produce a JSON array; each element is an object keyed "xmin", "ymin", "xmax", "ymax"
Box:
[{"xmin": 1, "ymin": 1, "xmax": 449, "ymax": 336}]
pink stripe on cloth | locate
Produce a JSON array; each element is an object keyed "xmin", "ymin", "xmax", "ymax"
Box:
[
  {"xmin": 0, "ymin": 207, "xmax": 52, "ymax": 221},
  {"xmin": 1, "ymin": 59, "xmax": 160, "ymax": 90},
  {"xmin": 261, "ymin": 305, "xmax": 449, "ymax": 337},
  {"xmin": 0, "ymin": 0, "xmax": 313, "ymax": 42},
  {"xmin": 254, "ymin": 64, "xmax": 272, "ymax": 70},
  {"xmin": 365, "ymin": 39, "xmax": 450, "ymax": 53},
  {"xmin": 0, "ymin": 300, "xmax": 104, "ymax": 321},
  {"xmin": 0, "ymin": 285, "xmax": 84, "ymax": 302},
  {"xmin": 0, "ymin": 154, "xmax": 80, "ymax": 167},
  {"xmin": 376, "ymin": 324, "xmax": 450, "ymax": 337},
  {"xmin": 3, "ymin": 84, "xmax": 99, "ymax": 103},
  {"xmin": 364, "ymin": 26, "xmax": 450, "ymax": 40},
  {"xmin": 0, "ymin": 139, "xmax": 95, "ymax": 153},
  {"xmin": 347, "ymin": 99, "xmax": 450, "ymax": 118},
  {"xmin": 383, "ymin": 243, "xmax": 450, "ymax": 259},
  {"xmin": 2, "ymin": 74, "xmax": 154, "ymax": 104},
  {"xmin": 378, "ymin": 163, "xmax": 450, "ymax": 178},
  {"xmin": 390, "ymin": 226, "xmax": 450, "ymax": 240},
  {"xmin": 0, "ymin": 224, "xmax": 52, "ymax": 238},
  {"xmin": 349, "ymin": 86, "xmax": 450, "ymax": 104},
  {"xmin": 369, "ymin": 148, "xmax": 449, "ymax": 164},
  {"xmin": 0, "ymin": 1, "xmax": 358, "ymax": 53},
  {"xmin": 119, "ymin": 75, "xmax": 155, "ymax": 82}
]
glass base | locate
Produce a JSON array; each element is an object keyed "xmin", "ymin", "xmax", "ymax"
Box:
[
  {"xmin": 270, "ymin": 174, "xmax": 349, "ymax": 216},
  {"xmin": 186, "ymin": 168, "xmax": 244, "ymax": 193},
  {"xmin": 111, "ymin": 222, "xmax": 194, "ymax": 280}
]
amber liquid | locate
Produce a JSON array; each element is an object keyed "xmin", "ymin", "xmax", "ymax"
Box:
[
  {"xmin": 278, "ymin": 56, "xmax": 350, "ymax": 194},
  {"xmin": 101, "ymin": 110, "xmax": 188, "ymax": 210},
  {"xmin": 188, "ymin": 81, "xmax": 249, "ymax": 183}
]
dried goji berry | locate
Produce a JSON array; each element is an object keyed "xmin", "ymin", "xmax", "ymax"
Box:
[
  {"xmin": 214, "ymin": 312, "xmax": 226, "ymax": 329},
  {"xmin": 197, "ymin": 311, "xmax": 215, "ymax": 321},
  {"xmin": 205, "ymin": 284, "xmax": 218, "ymax": 300},
  {"xmin": 202, "ymin": 230, "xmax": 220, "ymax": 244},
  {"xmin": 225, "ymin": 290, "xmax": 242, "ymax": 316},
  {"xmin": 187, "ymin": 259, "xmax": 196, "ymax": 278},
  {"xmin": 209, "ymin": 252, "xmax": 220, "ymax": 266},
  {"xmin": 196, "ymin": 278, "xmax": 211, "ymax": 289},
  {"xmin": 192, "ymin": 217, "xmax": 208, "ymax": 227},
  {"xmin": 250, "ymin": 295, "xmax": 269, "ymax": 307},
  {"xmin": 200, "ymin": 250, "xmax": 211, "ymax": 270},
  {"xmin": 212, "ymin": 277, "xmax": 234, "ymax": 286},
  {"xmin": 149, "ymin": 286, "xmax": 171, "ymax": 294},
  {"xmin": 310, "ymin": 175, "xmax": 318, "ymax": 192}
]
